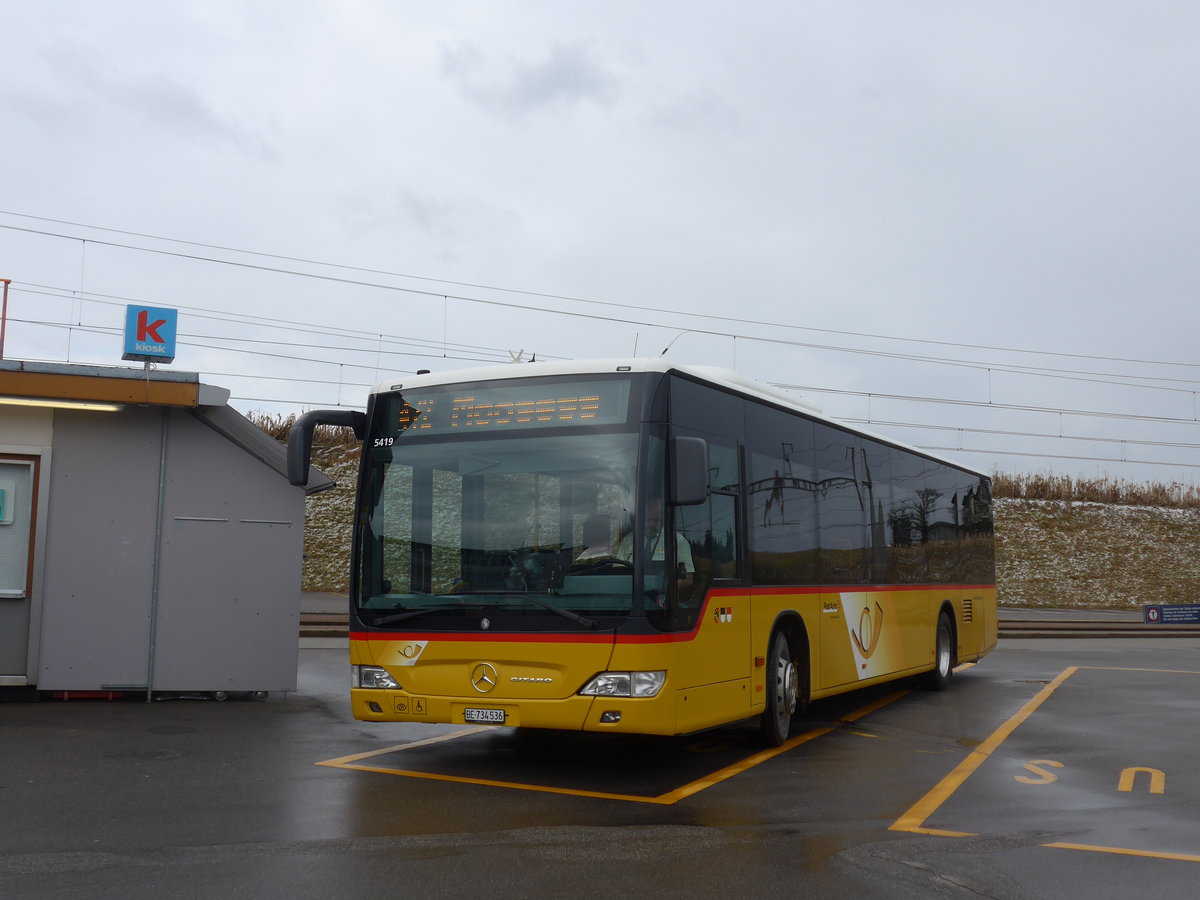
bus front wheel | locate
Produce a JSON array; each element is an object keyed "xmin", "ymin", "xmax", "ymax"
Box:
[{"xmin": 761, "ymin": 631, "xmax": 801, "ymax": 747}]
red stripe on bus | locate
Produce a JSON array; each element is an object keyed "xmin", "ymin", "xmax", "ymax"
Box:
[{"xmin": 349, "ymin": 631, "xmax": 615, "ymax": 644}]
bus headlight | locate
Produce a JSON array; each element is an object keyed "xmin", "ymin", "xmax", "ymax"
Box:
[
  {"xmin": 579, "ymin": 671, "xmax": 666, "ymax": 698},
  {"xmin": 353, "ymin": 665, "xmax": 399, "ymax": 689}
]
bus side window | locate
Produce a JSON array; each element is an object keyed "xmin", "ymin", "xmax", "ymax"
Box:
[
  {"xmin": 888, "ymin": 451, "xmax": 930, "ymax": 584},
  {"xmin": 675, "ymin": 439, "xmax": 740, "ymax": 616},
  {"xmin": 746, "ymin": 406, "xmax": 817, "ymax": 586},
  {"xmin": 813, "ymin": 424, "xmax": 868, "ymax": 586}
]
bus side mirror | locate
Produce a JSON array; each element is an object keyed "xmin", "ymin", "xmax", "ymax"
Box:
[
  {"xmin": 670, "ymin": 436, "xmax": 708, "ymax": 506},
  {"xmin": 286, "ymin": 409, "xmax": 367, "ymax": 486}
]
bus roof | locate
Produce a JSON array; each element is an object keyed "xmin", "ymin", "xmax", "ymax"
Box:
[{"xmin": 372, "ymin": 358, "xmax": 989, "ymax": 480}]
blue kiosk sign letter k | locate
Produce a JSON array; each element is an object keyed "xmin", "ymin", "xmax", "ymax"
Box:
[{"xmin": 122, "ymin": 305, "xmax": 178, "ymax": 364}]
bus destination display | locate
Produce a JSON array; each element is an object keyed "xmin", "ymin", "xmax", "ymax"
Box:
[{"xmin": 389, "ymin": 378, "xmax": 631, "ymax": 436}]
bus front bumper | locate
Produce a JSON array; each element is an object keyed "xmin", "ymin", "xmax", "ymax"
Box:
[{"xmin": 350, "ymin": 688, "xmax": 680, "ymax": 735}]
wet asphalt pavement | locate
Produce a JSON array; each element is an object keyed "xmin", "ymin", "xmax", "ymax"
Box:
[{"xmin": 3, "ymin": 634, "xmax": 1200, "ymax": 899}]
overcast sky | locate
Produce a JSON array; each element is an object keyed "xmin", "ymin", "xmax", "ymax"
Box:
[{"xmin": 3, "ymin": 2, "xmax": 1200, "ymax": 485}]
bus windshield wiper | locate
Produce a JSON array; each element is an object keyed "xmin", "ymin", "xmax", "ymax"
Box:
[
  {"xmin": 518, "ymin": 593, "xmax": 599, "ymax": 630},
  {"xmin": 371, "ymin": 594, "xmax": 598, "ymax": 630},
  {"xmin": 447, "ymin": 591, "xmax": 600, "ymax": 629},
  {"xmin": 370, "ymin": 605, "xmax": 482, "ymax": 626}
]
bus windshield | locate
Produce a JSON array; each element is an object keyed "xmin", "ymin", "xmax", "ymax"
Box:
[{"xmin": 357, "ymin": 428, "xmax": 641, "ymax": 625}]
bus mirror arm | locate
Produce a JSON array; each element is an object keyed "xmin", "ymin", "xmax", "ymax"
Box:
[
  {"xmin": 670, "ymin": 435, "xmax": 709, "ymax": 506},
  {"xmin": 286, "ymin": 409, "xmax": 367, "ymax": 486}
]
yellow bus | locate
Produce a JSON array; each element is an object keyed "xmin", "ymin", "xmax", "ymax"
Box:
[{"xmin": 288, "ymin": 359, "xmax": 996, "ymax": 745}]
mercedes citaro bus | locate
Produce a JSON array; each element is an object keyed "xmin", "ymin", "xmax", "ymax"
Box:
[{"xmin": 288, "ymin": 359, "xmax": 996, "ymax": 745}]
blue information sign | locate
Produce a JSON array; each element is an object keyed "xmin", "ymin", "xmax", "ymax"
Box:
[
  {"xmin": 1143, "ymin": 604, "xmax": 1200, "ymax": 624},
  {"xmin": 122, "ymin": 305, "xmax": 178, "ymax": 363}
]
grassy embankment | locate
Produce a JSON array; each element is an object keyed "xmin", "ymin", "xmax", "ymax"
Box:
[
  {"xmin": 255, "ymin": 415, "xmax": 1200, "ymax": 610},
  {"xmin": 992, "ymin": 474, "xmax": 1200, "ymax": 609}
]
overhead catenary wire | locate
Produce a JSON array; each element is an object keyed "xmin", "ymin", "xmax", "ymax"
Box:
[
  {"xmin": 5, "ymin": 215, "xmax": 1200, "ymax": 377},
  {"xmin": 18, "ymin": 290, "xmax": 1200, "ymax": 419},
  {"xmin": 11, "ymin": 279, "xmax": 1200, "ymax": 402},
  {"xmin": 13, "ymin": 283, "xmax": 543, "ymax": 363},
  {"xmin": 12, "ymin": 290, "xmax": 1200, "ymax": 444},
  {"xmin": 5, "ymin": 210, "xmax": 1200, "ymax": 478},
  {"xmin": 9, "ymin": 318, "xmax": 509, "ymax": 372},
  {"xmin": 844, "ymin": 417, "xmax": 1200, "ymax": 452},
  {"xmin": 918, "ymin": 445, "xmax": 1200, "ymax": 470},
  {"xmin": 777, "ymin": 383, "xmax": 1200, "ymax": 428}
]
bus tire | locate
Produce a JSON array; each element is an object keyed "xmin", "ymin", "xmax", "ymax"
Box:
[
  {"xmin": 760, "ymin": 630, "xmax": 801, "ymax": 747},
  {"xmin": 921, "ymin": 611, "xmax": 954, "ymax": 692}
]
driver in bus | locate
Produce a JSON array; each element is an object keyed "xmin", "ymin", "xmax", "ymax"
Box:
[{"xmin": 617, "ymin": 498, "xmax": 694, "ymax": 594}]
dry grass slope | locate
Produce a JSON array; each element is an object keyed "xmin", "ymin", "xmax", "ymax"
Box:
[
  {"xmin": 992, "ymin": 474, "xmax": 1200, "ymax": 608},
  {"xmin": 247, "ymin": 413, "xmax": 359, "ymax": 593},
  {"xmin": 992, "ymin": 472, "xmax": 1200, "ymax": 508},
  {"xmin": 995, "ymin": 499, "xmax": 1200, "ymax": 609},
  {"xmin": 302, "ymin": 443, "xmax": 359, "ymax": 592}
]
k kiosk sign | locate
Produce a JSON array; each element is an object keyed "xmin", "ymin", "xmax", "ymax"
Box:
[{"xmin": 122, "ymin": 305, "xmax": 178, "ymax": 364}]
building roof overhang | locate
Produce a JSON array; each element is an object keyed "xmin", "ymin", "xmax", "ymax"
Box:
[
  {"xmin": 0, "ymin": 359, "xmax": 229, "ymax": 408},
  {"xmin": 0, "ymin": 360, "xmax": 334, "ymax": 494}
]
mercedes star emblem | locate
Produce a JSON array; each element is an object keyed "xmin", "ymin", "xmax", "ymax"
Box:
[{"xmin": 471, "ymin": 663, "xmax": 498, "ymax": 693}]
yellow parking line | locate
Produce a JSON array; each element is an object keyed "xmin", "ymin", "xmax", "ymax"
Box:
[
  {"xmin": 317, "ymin": 727, "xmax": 490, "ymax": 767},
  {"xmin": 891, "ymin": 664, "xmax": 1200, "ymax": 864},
  {"xmin": 317, "ymin": 691, "xmax": 909, "ymax": 805},
  {"xmin": 842, "ymin": 689, "xmax": 910, "ymax": 722},
  {"xmin": 890, "ymin": 666, "xmax": 1078, "ymax": 835},
  {"xmin": 658, "ymin": 725, "xmax": 838, "ymax": 804},
  {"xmin": 1080, "ymin": 666, "xmax": 1200, "ymax": 675},
  {"xmin": 1044, "ymin": 843, "xmax": 1200, "ymax": 864},
  {"xmin": 326, "ymin": 763, "xmax": 682, "ymax": 804},
  {"xmin": 658, "ymin": 690, "xmax": 909, "ymax": 804}
]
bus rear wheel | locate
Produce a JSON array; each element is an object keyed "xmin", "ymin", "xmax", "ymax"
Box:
[
  {"xmin": 921, "ymin": 611, "xmax": 954, "ymax": 691},
  {"xmin": 761, "ymin": 631, "xmax": 801, "ymax": 747}
]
